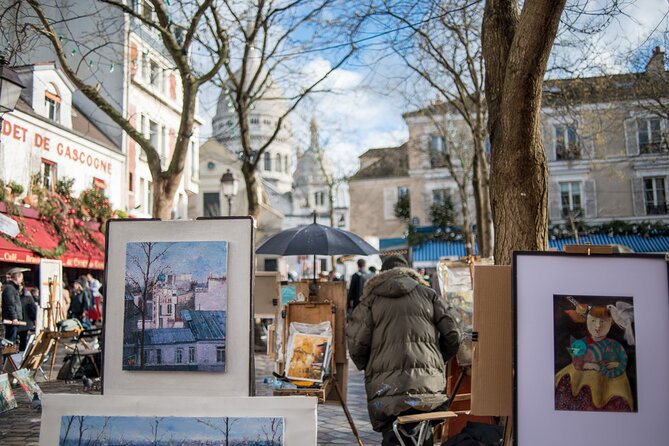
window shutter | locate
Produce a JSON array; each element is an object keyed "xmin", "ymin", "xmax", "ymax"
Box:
[
  {"xmin": 631, "ymin": 177, "xmax": 646, "ymax": 216},
  {"xmin": 624, "ymin": 119, "xmax": 639, "ymax": 156},
  {"xmin": 383, "ymin": 187, "xmax": 397, "ymax": 220},
  {"xmin": 584, "ymin": 180, "xmax": 597, "ymax": 218},
  {"xmin": 548, "ymin": 181, "xmax": 561, "ymax": 221}
]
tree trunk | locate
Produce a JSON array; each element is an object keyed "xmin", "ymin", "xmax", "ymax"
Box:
[
  {"xmin": 472, "ymin": 126, "xmax": 493, "ymax": 258},
  {"xmin": 457, "ymin": 184, "xmax": 475, "ymax": 256},
  {"xmin": 483, "ymin": 0, "xmax": 566, "ymax": 265},
  {"xmin": 243, "ymin": 164, "xmax": 262, "ymax": 221}
]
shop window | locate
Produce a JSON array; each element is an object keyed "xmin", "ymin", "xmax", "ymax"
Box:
[
  {"xmin": 41, "ymin": 159, "xmax": 57, "ymax": 190},
  {"xmin": 644, "ymin": 177, "xmax": 667, "ymax": 215},
  {"xmin": 554, "ymin": 124, "xmax": 580, "ymax": 160},
  {"xmin": 44, "ymin": 84, "xmax": 61, "ymax": 122},
  {"xmin": 559, "ymin": 181, "xmax": 582, "ymax": 218}
]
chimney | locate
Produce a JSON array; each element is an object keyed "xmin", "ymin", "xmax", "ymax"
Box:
[{"xmin": 645, "ymin": 46, "xmax": 665, "ymax": 74}]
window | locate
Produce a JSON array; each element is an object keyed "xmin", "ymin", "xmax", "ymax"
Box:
[
  {"xmin": 314, "ymin": 191, "xmax": 325, "ymax": 206},
  {"xmin": 432, "ymin": 188, "xmax": 450, "ymax": 206},
  {"xmin": 559, "ymin": 181, "xmax": 582, "ymax": 218},
  {"xmin": 430, "ymin": 135, "xmax": 447, "ymax": 167},
  {"xmin": 143, "ymin": 349, "xmax": 153, "ymax": 364},
  {"xmin": 141, "ymin": 53, "xmax": 150, "ymax": 81},
  {"xmin": 41, "ymin": 159, "xmax": 57, "ymax": 190},
  {"xmin": 638, "ymin": 118, "xmax": 664, "ymax": 154},
  {"xmin": 276, "ymin": 154, "xmax": 282, "ymax": 173},
  {"xmin": 203, "ymin": 192, "xmax": 220, "ymax": 217},
  {"xmin": 44, "ymin": 84, "xmax": 61, "ymax": 122},
  {"xmin": 398, "ymin": 186, "xmax": 409, "ymax": 198},
  {"xmin": 149, "ymin": 120, "xmax": 159, "ymax": 148},
  {"xmin": 554, "ymin": 125, "xmax": 579, "ymax": 160},
  {"xmin": 129, "ymin": 172, "xmax": 134, "ymax": 192},
  {"xmin": 147, "ymin": 181, "xmax": 153, "ymax": 213},
  {"xmin": 139, "ymin": 178, "xmax": 145, "ymax": 212},
  {"xmin": 140, "ymin": 0, "xmax": 154, "ymax": 20},
  {"xmin": 264, "ymin": 152, "xmax": 272, "ymax": 171},
  {"xmin": 264, "ymin": 258, "xmax": 278, "ymax": 272},
  {"xmin": 166, "ymin": 303, "xmax": 172, "ymax": 315},
  {"xmin": 250, "ymin": 116, "xmax": 259, "ymax": 125},
  {"xmin": 190, "ymin": 141, "xmax": 198, "ymax": 178},
  {"xmin": 188, "ymin": 346, "xmax": 195, "ymax": 363},
  {"xmin": 175, "ymin": 348, "xmax": 183, "ymax": 364},
  {"xmin": 644, "ymin": 177, "xmax": 667, "ymax": 215},
  {"xmin": 161, "ymin": 125, "xmax": 167, "ymax": 166},
  {"xmin": 216, "ymin": 346, "xmax": 225, "ymax": 363},
  {"xmin": 156, "ymin": 348, "xmax": 162, "ymax": 364},
  {"xmin": 150, "ymin": 61, "xmax": 160, "ymax": 88},
  {"xmin": 284, "ymin": 156, "xmax": 289, "ymax": 173}
]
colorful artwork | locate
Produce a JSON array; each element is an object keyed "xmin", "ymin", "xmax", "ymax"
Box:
[
  {"xmin": 553, "ymin": 294, "xmax": 637, "ymax": 412},
  {"xmin": 58, "ymin": 415, "xmax": 283, "ymax": 445},
  {"xmin": 12, "ymin": 368, "xmax": 42, "ymax": 402},
  {"xmin": 285, "ymin": 333, "xmax": 331, "ymax": 382},
  {"xmin": 123, "ymin": 241, "xmax": 228, "ymax": 372},
  {"xmin": 0, "ymin": 373, "xmax": 17, "ymax": 413},
  {"xmin": 280, "ymin": 285, "xmax": 297, "ymax": 305},
  {"xmin": 446, "ymin": 290, "xmax": 474, "ymax": 366}
]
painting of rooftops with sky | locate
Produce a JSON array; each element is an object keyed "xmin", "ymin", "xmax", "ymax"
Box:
[{"xmin": 123, "ymin": 241, "xmax": 228, "ymax": 372}]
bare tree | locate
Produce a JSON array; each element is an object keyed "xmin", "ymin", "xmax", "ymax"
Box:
[
  {"xmin": 126, "ymin": 242, "xmax": 172, "ymax": 368},
  {"xmin": 8, "ymin": 0, "xmax": 228, "ymax": 218},
  {"xmin": 213, "ymin": 0, "xmax": 368, "ymax": 220},
  {"xmin": 262, "ymin": 417, "xmax": 282, "ymax": 445},
  {"xmin": 198, "ymin": 417, "xmax": 239, "ymax": 446}
]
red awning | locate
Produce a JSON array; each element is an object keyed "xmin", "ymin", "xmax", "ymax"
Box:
[{"xmin": 0, "ymin": 208, "xmax": 105, "ymax": 270}]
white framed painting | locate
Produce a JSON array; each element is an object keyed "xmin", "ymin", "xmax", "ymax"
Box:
[
  {"xmin": 39, "ymin": 394, "xmax": 317, "ymax": 445},
  {"xmin": 102, "ymin": 218, "xmax": 255, "ymax": 397},
  {"xmin": 514, "ymin": 252, "xmax": 669, "ymax": 445}
]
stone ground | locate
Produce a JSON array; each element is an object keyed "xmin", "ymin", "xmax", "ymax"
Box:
[{"xmin": 1, "ymin": 346, "xmax": 381, "ymax": 445}]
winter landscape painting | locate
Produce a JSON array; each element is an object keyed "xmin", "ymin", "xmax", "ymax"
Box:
[
  {"xmin": 123, "ymin": 241, "xmax": 228, "ymax": 372},
  {"xmin": 58, "ymin": 415, "xmax": 283, "ymax": 445}
]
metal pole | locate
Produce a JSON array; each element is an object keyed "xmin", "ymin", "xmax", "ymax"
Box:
[{"xmin": 227, "ymin": 195, "xmax": 232, "ymax": 216}]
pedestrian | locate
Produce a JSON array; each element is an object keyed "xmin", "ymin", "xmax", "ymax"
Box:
[
  {"xmin": 2, "ymin": 268, "xmax": 26, "ymax": 344},
  {"xmin": 60, "ymin": 281, "xmax": 71, "ymax": 321},
  {"xmin": 347, "ymin": 258, "xmax": 370, "ymax": 312},
  {"xmin": 347, "ymin": 254, "xmax": 461, "ymax": 445},
  {"xmin": 69, "ymin": 276, "xmax": 91, "ymax": 324},
  {"xmin": 17, "ymin": 283, "xmax": 38, "ymax": 351}
]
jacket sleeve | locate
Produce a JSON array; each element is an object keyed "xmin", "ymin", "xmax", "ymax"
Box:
[
  {"xmin": 346, "ymin": 297, "xmax": 373, "ymax": 370},
  {"xmin": 26, "ymin": 294, "xmax": 38, "ymax": 322},
  {"xmin": 2, "ymin": 288, "xmax": 17, "ymax": 320},
  {"xmin": 433, "ymin": 294, "xmax": 461, "ymax": 363}
]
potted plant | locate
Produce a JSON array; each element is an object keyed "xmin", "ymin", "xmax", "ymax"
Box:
[{"xmin": 8, "ymin": 181, "xmax": 24, "ymax": 201}]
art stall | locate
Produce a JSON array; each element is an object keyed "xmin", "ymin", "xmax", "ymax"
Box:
[{"xmin": 36, "ymin": 218, "xmax": 318, "ymax": 446}]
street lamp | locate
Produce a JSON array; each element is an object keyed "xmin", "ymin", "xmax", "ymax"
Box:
[
  {"xmin": 0, "ymin": 55, "xmax": 25, "ymax": 130},
  {"xmin": 219, "ymin": 169, "xmax": 238, "ymax": 216}
]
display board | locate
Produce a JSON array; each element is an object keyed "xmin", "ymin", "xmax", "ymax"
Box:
[
  {"xmin": 39, "ymin": 394, "xmax": 317, "ymax": 445},
  {"xmin": 102, "ymin": 218, "xmax": 255, "ymax": 397},
  {"xmin": 38, "ymin": 258, "xmax": 63, "ymax": 332},
  {"xmin": 255, "ymin": 271, "xmax": 280, "ymax": 318},
  {"xmin": 514, "ymin": 252, "xmax": 669, "ymax": 445}
]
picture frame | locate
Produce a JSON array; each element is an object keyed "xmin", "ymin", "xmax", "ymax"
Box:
[
  {"xmin": 514, "ymin": 252, "xmax": 669, "ymax": 445},
  {"xmin": 102, "ymin": 217, "xmax": 255, "ymax": 397},
  {"xmin": 39, "ymin": 394, "xmax": 317, "ymax": 445}
]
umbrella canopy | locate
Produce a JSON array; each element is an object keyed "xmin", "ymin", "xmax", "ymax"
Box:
[{"xmin": 256, "ymin": 222, "xmax": 378, "ymax": 256}]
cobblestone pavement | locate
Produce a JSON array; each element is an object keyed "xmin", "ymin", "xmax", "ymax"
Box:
[{"xmin": 1, "ymin": 352, "xmax": 380, "ymax": 445}]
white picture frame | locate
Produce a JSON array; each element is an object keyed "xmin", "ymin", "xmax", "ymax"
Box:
[
  {"xmin": 39, "ymin": 394, "xmax": 317, "ymax": 445},
  {"xmin": 514, "ymin": 252, "xmax": 669, "ymax": 445},
  {"xmin": 102, "ymin": 218, "xmax": 255, "ymax": 397}
]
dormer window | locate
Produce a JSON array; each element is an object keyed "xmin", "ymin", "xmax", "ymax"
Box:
[{"xmin": 45, "ymin": 84, "xmax": 61, "ymax": 122}]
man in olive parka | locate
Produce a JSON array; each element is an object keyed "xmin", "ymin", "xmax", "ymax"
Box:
[{"xmin": 347, "ymin": 255, "xmax": 460, "ymax": 444}]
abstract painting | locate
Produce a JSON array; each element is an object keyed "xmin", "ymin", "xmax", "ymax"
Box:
[
  {"xmin": 0, "ymin": 373, "xmax": 17, "ymax": 413},
  {"xmin": 553, "ymin": 294, "xmax": 637, "ymax": 412},
  {"xmin": 58, "ymin": 415, "xmax": 283, "ymax": 445},
  {"xmin": 123, "ymin": 241, "xmax": 228, "ymax": 372},
  {"xmin": 12, "ymin": 368, "xmax": 42, "ymax": 402},
  {"xmin": 285, "ymin": 333, "xmax": 331, "ymax": 382}
]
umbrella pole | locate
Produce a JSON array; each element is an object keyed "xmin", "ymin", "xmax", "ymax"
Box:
[{"xmin": 313, "ymin": 253, "xmax": 317, "ymax": 285}]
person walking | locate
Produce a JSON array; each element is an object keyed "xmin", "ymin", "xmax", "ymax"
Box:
[
  {"xmin": 2, "ymin": 268, "xmax": 25, "ymax": 344},
  {"xmin": 347, "ymin": 258, "xmax": 370, "ymax": 312},
  {"xmin": 17, "ymin": 283, "xmax": 38, "ymax": 351},
  {"xmin": 69, "ymin": 277, "xmax": 91, "ymax": 324},
  {"xmin": 347, "ymin": 254, "xmax": 461, "ymax": 445}
]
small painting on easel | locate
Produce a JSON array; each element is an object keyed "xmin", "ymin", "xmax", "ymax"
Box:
[
  {"xmin": 285, "ymin": 333, "xmax": 331, "ymax": 383},
  {"xmin": 553, "ymin": 294, "xmax": 637, "ymax": 412}
]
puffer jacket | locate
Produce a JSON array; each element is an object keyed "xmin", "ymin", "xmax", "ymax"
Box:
[{"xmin": 346, "ymin": 267, "xmax": 460, "ymax": 431}]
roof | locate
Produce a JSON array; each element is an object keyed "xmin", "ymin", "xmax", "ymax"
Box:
[
  {"xmin": 350, "ymin": 144, "xmax": 409, "ymax": 180},
  {"xmin": 144, "ymin": 328, "xmax": 196, "ymax": 345},
  {"xmin": 181, "ymin": 310, "xmax": 226, "ymax": 341}
]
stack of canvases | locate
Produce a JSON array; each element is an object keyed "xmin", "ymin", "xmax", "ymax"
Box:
[{"xmin": 38, "ymin": 219, "xmax": 318, "ymax": 446}]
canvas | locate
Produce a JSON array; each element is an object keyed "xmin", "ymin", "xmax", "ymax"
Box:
[
  {"xmin": 0, "ymin": 373, "xmax": 17, "ymax": 413},
  {"xmin": 281, "ymin": 285, "xmax": 297, "ymax": 305},
  {"xmin": 58, "ymin": 415, "xmax": 283, "ymax": 445},
  {"xmin": 123, "ymin": 241, "xmax": 228, "ymax": 372},
  {"xmin": 285, "ymin": 333, "xmax": 331, "ymax": 382},
  {"xmin": 553, "ymin": 294, "xmax": 637, "ymax": 412},
  {"xmin": 12, "ymin": 368, "xmax": 42, "ymax": 402}
]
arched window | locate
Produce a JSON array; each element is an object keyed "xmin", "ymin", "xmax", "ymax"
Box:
[
  {"xmin": 44, "ymin": 83, "xmax": 61, "ymax": 122},
  {"xmin": 264, "ymin": 152, "xmax": 272, "ymax": 171},
  {"xmin": 276, "ymin": 154, "xmax": 282, "ymax": 172}
]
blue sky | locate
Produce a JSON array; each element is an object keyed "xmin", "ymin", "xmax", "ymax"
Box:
[
  {"xmin": 59, "ymin": 415, "xmax": 282, "ymax": 442},
  {"xmin": 125, "ymin": 241, "xmax": 227, "ymax": 283}
]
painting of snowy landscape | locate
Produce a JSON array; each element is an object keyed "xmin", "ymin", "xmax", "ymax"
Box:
[
  {"xmin": 58, "ymin": 415, "xmax": 283, "ymax": 445},
  {"xmin": 123, "ymin": 241, "xmax": 228, "ymax": 372}
]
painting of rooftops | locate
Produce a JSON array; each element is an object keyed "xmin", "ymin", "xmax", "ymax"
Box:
[
  {"xmin": 123, "ymin": 241, "xmax": 228, "ymax": 372},
  {"xmin": 59, "ymin": 415, "xmax": 283, "ymax": 445}
]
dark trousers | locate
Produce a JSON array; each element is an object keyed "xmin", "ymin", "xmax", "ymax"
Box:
[
  {"xmin": 3, "ymin": 324, "xmax": 18, "ymax": 343},
  {"xmin": 382, "ymin": 423, "xmax": 434, "ymax": 446},
  {"xmin": 18, "ymin": 330, "xmax": 32, "ymax": 352}
]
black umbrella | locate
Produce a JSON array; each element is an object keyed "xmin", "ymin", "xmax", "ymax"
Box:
[{"xmin": 256, "ymin": 213, "xmax": 378, "ymax": 281}]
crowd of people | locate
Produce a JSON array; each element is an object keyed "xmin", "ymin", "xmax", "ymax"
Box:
[{"xmin": 1, "ymin": 268, "xmax": 104, "ymax": 351}]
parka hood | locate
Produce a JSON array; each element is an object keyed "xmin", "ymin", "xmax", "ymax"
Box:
[{"xmin": 361, "ymin": 267, "xmax": 425, "ymax": 299}]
